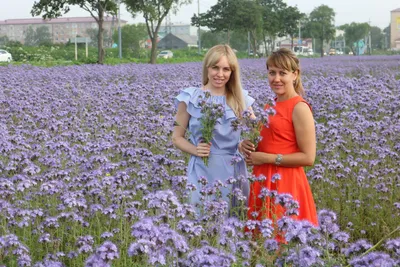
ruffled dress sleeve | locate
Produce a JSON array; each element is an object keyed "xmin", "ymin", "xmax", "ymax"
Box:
[{"xmin": 174, "ymin": 87, "xmax": 203, "ymax": 118}]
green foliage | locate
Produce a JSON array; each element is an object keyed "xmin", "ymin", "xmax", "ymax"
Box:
[
  {"xmin": 259, "ymin": 0, "xmax": 287, "ymax": 38},
  {"xmin": 31, "ymin": 0, "xmax": 118, "ymax": 64},
  {"xmin": 200, "ymin": 29, "xmax": 250, "ymax": 52},
  {"xmin": 191, "ymin": 0, "xmax": 237, "ymax": 40},
  {"xmin": 112, "ymin": 23, "xmax": 148, "ymax": 58},
  {"xmin": 229, "ymin": 31, "xmax": 251, "ymax": 51},
  {"xmin": 383, "ymin": 25, "xmax": 390, "ymax": 49},
  {"xmin": 4, "ymin": 44, "xmax": 400, "ymax": 68},
  {"xmin": 24, "ymin": 26, "xmax": 52, "ymax": 46},
  {"xmin": 339, "ymin": 22, "xmax": 370, "ymax": 55},
  {"xmin": 124, "ymin": 0, "xmax": 192, "ymax": 64},
  {"xmin": 370, "ymin": 26, "xmax": 384, "ymax": 50},
  {"xmin": 281, "ymin": 6, "xmax": 304, "ymax": 39},
  {"xmin": 4, "ymin": 40, "xmax": 23, "ymax": 47},
  {"xmin": 30, "ymin": 0, "xmax": 117, "ymax": 20},
  {"xmin": 193, "ymin": 0, "xmax": 309, "ymax": 56},
  {"xmin": 307, "ymin": 5, "xmax": 336, "ymax": 57},
  {"xmin": 86, "ymin": 28, "xmax": 112, "ymax": 48},
  {"xmin": 258, "ymin": 0, "xmax": 288, "ymax": 55},
  {"xmin": 0, "ymin": 35, "xmax": 9, "ymax": 46},
  {"xmin": 234, "ymin": 0, "xmax": 263, "ymax": 54},
  {"xmin": 200, "ymin": 30, "xmax": 225, "ymax": 49}
]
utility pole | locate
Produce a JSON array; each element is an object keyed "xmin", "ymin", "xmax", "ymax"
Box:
[
  {"xmin": 118, "ymin": 0, "xmax": 122, "ymax": 59},
  {"xmin": 197, "ymin": 0, "xmax": 201, "ymax": 54}
]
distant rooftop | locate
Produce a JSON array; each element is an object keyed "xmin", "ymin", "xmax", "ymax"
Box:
[
  {"xmin": 160, "ymin": 23, "xmax": 193, "ymax": 27},
  {"xmin": 174, "ymin": 34, "xmax": 198, "ymax": 45},
  {"xmin": 0, "ymin": 16, "xmax": 127, "ymax": 25}
]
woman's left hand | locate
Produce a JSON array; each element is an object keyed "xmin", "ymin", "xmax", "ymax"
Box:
[
  {"xmin": 239, "ymin": 140, "xmax": 255, "ymax": 157},
  {"xmin": 245, "ymin": 152, "xmax": 265, "ymax": 166}
]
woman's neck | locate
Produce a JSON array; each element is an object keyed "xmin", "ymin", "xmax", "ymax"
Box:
[{"xmin": 276, "ymin": 92, "xmax": 298, "ymax": 102}]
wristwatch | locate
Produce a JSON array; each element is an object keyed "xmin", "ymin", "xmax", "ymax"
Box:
[{"xmin": 275, "ymin": 154, "xmax": 283, "ymax": 165}]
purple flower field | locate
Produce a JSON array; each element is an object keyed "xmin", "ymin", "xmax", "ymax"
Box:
[{"xmin": 0, "ymin": 56, "xmax": 399, "ymax": 266}]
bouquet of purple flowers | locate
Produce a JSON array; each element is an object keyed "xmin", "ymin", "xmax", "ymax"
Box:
[
  {"xmin": 198, "ymin": 91, "xmax": 225, "ymax": 166},
  {"xmin": 231, "ymin": 101, "xmax": 276, "ymax": 149}
]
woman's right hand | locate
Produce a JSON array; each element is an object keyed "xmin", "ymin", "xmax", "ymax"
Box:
[
  {"xmin": 196, "ymin": 142, "xmax": 211, "ymax": 157},
  {"xmin": 239, "ymin": 140, "xmax": 255, "ymax": 158}
]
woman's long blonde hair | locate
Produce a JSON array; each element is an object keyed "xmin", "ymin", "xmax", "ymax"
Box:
[
  {"xmin": 266, "ymin": 48, "xmax": 305, "ymax": 96},
  {"xmin": 202, "ymin": 44, "xmax": 245, "ymax": 117}
]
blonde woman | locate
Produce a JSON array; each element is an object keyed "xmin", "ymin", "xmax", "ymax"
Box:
[{"xmin": 172, "ymin": 44, "xmax": 254, "ymax": 209}]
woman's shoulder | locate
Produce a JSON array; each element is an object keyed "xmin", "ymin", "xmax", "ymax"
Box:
[
  {"xmin": 174, "ymin": 87, "xmax": 203, "ymax": 118},
  {"xmin": 293, "ymin": 96, "xmax": 312, "ymax": 111},
  {"xmin": 175, "ymin": 87, "xmax": 202, "ymax": 102},
  {"xmin": 178, "ymin": 87, "xmax": 202, "ymax": 96}
]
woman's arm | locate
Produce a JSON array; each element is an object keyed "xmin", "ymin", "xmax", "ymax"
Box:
[
  {"xmin": 172, "ymin": 102, "xmax": 211, "ymax": 157},
  {"xmin": 245, "ymin": 102, "xmax": 316, "ymax": 167}
]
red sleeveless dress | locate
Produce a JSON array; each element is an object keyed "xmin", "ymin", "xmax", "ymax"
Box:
[{"xmin": 247, "ymin": 96, "xmax": 318, "ymax": 226}]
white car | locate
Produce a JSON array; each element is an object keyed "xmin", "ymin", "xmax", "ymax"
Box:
[
  {"xmin": 157, "ymin": 50, "xmax": 173, "ymax": 59},
  {"xmin": 0, "ymin": 49, "xmax": 12, "ymax": 62}
]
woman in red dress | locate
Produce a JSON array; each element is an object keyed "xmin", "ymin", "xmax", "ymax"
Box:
[{"xmin": 242, "ymin": 48, "xmax": 318, "ymax": 230}]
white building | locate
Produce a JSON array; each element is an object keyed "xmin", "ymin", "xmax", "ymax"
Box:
[
  {"xmin": 0, "ymin": 16, "xmax": 126, "ymax": 44},
  {"xmin": 159, "ymin": 24, "xmax": 198, "ymax": 37}
]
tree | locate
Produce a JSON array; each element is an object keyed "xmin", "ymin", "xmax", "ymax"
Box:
[
  {"xmin": 86, "ymin": 28, "xmax": 111, "ymax": 48},
  {"xmin": 31, "ymin": 0, "xmax": 118, "ymax": 64},
  {"xmin": 0, "ymin": 36, "xmax": 9, "ymax": 46},
  {"xmin": 370, "ymin": 26, "xmax": 384, "ymax": 50},
  {"xmin": 339, "ymin": 22, "xmax": 369, "ymax": 55},
  {"xmin": 124, "ymin": 0, "xmax": 191, "ymax": 64},
  {"xmin": 25, "ymin": 26, "xmax": 52, "ymax": 46},
  {"xmin": 281, "ymin": 6, "xmax": 304, "ymax": 49},
  {"xmin": 36, "ymin": 26, "xmax": 52, "ymax": 46},
  {"xmin": 24, "ymin": 26, "xmax": 37, "ymax": 46},
  {"xmin": 307, "ymin": 5, "xmax": 335, "ymax": 57},
  {"xmin": 233, "ymin": 0, "xmax": 263, "ymax": 55},
  {"xmin": 229, "ymin": 30, "xmax": 251, "ymax": 51},
  {"xmin": 200, "ymin": 30, "xmax": 224, "ymax": 49},
  {"xmin": 199, "ymin": 29, "xmax": 248, "ymax": 51},
  {"xmin": 259, "ymin": 0, "xmax": 287, "ymax": 55},
  {"xmin": 112, "ymin": 23, "xmax": 148, "ymax": 57},
  {"xmin": 191, "ymin": 0, "xmax": 238, "ymax": 44},
  {"xmin": 383, "ymin": 25, "xmax": 390, "ymax": 49}
]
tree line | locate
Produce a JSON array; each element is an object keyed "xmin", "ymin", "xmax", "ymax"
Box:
[
  {"xmin": 193, "ymin": 0, "xmax": 390, "ymax": 57},
  {"xmin": 29, "ymin": 0, "xmax": 391, "ymax": 64}
]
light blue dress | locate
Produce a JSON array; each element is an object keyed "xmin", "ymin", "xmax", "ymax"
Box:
[{"xmin": 175, "ymin": 87, "xmax": 255, "ymax": 208}]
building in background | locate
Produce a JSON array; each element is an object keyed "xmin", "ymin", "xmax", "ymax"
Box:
[
  {"xmin": 0, "ymin": 17, "xmax": 127, "ymax": 45},
  {"xmin": 159, "ymin": 24, "xmax": 198, "ymax": 37},
  {"xmin": 145, "ymin": 23, "xmax": 198, "ymax": 49},
  {"xmin": 157, "ymin": 33, "xmax": 198, "ymax": 49},
  {"xmin": 279, "ymin": 38, "xmax": 313, "ymax": 50},
  {"xmin": 390, "ymin": 8, "xmax": 400, "ymax": 50}
]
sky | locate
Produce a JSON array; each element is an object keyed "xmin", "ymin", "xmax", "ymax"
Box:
[{"xmin": 0, "ymin": 0, "xmax": 398, "ymax": 30}]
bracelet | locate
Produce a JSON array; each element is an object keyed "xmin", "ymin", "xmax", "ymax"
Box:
[{"xmin": 275, "ymin": 154, "xmax": 283, "ymax": 165}]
